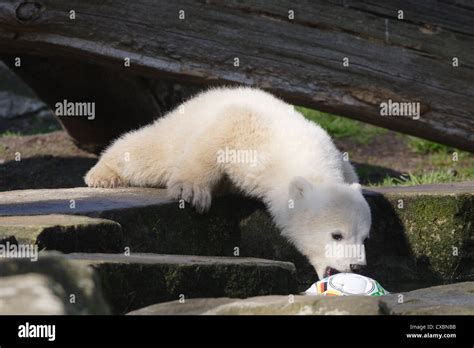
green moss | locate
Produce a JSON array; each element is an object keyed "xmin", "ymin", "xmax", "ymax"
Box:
[
  {"xmin": 0, "ymin": 143, "xmax": 6, "ymax": 156},
  {"xmin": 0, "ymin": 130, "xmax": 22, "ymax": 137},
  {"xmin": 383, "ymin": 194, "xmax": 472, "ymax": 280}
]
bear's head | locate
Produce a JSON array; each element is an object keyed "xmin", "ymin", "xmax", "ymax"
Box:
[{"xmin": 283, "ymin": 177, "xmax": 371, "ymax": 279}]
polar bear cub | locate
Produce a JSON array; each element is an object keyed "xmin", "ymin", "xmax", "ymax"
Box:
[{"xmin": 85, "ymin": 87, "xmax": 371, "ymax": 278}]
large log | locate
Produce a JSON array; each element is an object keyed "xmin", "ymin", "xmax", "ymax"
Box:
[{"xmin": 0, "ymin": 0, "xmax": 473, "ymax": 151}]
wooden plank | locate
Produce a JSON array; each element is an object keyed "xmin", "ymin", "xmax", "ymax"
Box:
[{"xmin": 0, "ymin": 0, "xmax": 472, "ymax": 151}]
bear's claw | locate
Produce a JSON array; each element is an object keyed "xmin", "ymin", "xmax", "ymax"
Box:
[{"xmin": 167, "ymin": 181, "xmax": 212, "ymax": 213}]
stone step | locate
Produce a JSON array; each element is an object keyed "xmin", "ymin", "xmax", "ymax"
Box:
[
  {"xmin": 363, "ymin": 183, "xmax": 474, "ymax": 288},
  {"xmin": 0, "ymin": 252, "xmax": 110, "ymax": 314},
  {"xmin": 0, "ymin": 214, "xmax": 124, "ymax": 253},
  {"xmin": 0, "ymin": 273, "xmax": 81, "ymax": 315},
  {"xmin": 0, "ymin": 252, "xmax": 298, "ymax": 314},
  {"xmin": 127, "ymin": 281, "xmax": 474, "ymax": 315},
  {"xmin": 380, "ymin": 281, "xmax": 474, "ymax": 315},
  {"xmin": 64, "ymin": 253, "xmax": 298, "ymax": 314},
  {"xmin": 0, "ymin": 187, "xmax": 251, "ymax": 256},
  {"xmin": 129, "ymin": 295, "xmax": 381, "ymax": 315},
  {"xmin": 365, "ymin": 183, "xmax": 473, "ymax": 290},
  {"xmin": 0, "ymin": 182, "xmax": 472, "ymax": 290}
]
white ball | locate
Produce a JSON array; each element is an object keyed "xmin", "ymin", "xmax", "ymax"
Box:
[
  {"xmin": 305, "ymin": 273, "xmax": 388, "ymax": 296},
  {"xmin": 329, "ymin": 273, "xmax": 375, "ymax": 294}
]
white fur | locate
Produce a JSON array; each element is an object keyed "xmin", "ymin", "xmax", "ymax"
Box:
[{"xmin": 85, "ymin": 87, "xmax": 371, "ymax": 278}]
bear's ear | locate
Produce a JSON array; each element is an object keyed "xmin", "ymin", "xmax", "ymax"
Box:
[
  {"xmin": 289, "ymin": 176, "xmax": 313, "ymax": 199},
  {"xmin": 350, "ymin": 183, "xmax": 362, "ymax": 192}
]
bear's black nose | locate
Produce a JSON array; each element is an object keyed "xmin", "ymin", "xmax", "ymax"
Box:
[{"xmin": 350, "ymin": 264, "xmax": 365, "ymax": 273}]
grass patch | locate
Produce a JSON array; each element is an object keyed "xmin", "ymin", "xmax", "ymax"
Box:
[
  {"xmin": 427, "ymin": 150, "xmax": 472, "ymax": 168},
  {"xmin": 374, "ymin": 170, "xmax": 472, "ymax": 187},
  {"xmin": 406, "ymin": 136, "xmax": 454, "ymax": 154},
  {"xmin": 0, "ymin": 130, "xmax": 22, "ymax": 137},
  {"xmin": 297, "ymin": 107, "xmax": 387, "ymax": 145}
]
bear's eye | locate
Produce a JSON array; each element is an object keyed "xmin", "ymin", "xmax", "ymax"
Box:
[{"xmin": 331, "ymin": 232, "xmax": 343, "ymax": 241}]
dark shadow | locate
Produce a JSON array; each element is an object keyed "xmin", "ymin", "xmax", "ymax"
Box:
[
  {"xmin": 0, "ymin": 156, "xmax": 96, "ymax": 191},
  {"xmin": 363, "ymin": 191, "xmax": 447, "ymax": 292},
  {"xmin": 352, "ymin": 161, "xmax": 404, "ymax": 185}
]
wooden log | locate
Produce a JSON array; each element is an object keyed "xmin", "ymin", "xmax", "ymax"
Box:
[{"xmin": 0, "ymin": 0, "xmax": 473, "ymax": 151}]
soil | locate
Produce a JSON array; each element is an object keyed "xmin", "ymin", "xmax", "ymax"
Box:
[{"xmin": 338, "ymin": 132, "xmax": 421, "ymax": 173}]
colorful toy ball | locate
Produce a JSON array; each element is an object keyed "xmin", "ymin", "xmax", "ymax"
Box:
[{"xmin": 305, "ymin": 273, "xmax": 388, "ymax": 296}]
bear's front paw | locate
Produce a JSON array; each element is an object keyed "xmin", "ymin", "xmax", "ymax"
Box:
[
  {"xmin": 167, "ymin": 181, "xmax": 212, "ymax": 213},
  {"xmin": 84, "ymin": 163, "xmax": 123, "ymax": 188}
]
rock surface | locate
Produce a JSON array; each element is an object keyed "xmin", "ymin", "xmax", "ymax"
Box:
[
  {"xmin": 128, "ymin": 281, "xmax": 474, "ymax": 315},
  {"xmin": 241, "ymin": 182, "xmax": 474, "ymax": 291},
  {"xmin": 0, "ymin": 61, "xmax": 58, "ymax": 136},
  {"xmin": 0, "ymin": 61, "xmax": 48, "ymax": 120},
  {"xmin": 0, "ymin": 187, "xmax": 172, "ymax": 215},
  {"xmin": 380, "ymin": 281, "xmax": 474, "ymax": 315},
  {"xmin": 239, "ymin": 209, "xmax": 318, "ymax": 289},
  {"xmin": 0, "ymin": 273, "xmax": 68, "ymax": 315},
  {"xmin": 0, "ymin": 252, "xmax": 110, "ymax": 314},
  {"xmin": 0, "ymin": 183, "xmax": 472, "ymax": 291},
  {"xmin": 65, "ymin": 253, "xmax": 298, "ymax": 314},
  {"xmin": 0, "ymin": 214, "xmax": 124, "ymax": 253},
  {"xmin": 364, "ymin": 183, "xmax": 474, "ymax": 290},
  {"xmin": 0, "ymin": 188, "xmax": 249, "ymax": 256},
  {"xmin": 128, "ymin": 295, "xmax": 381, "ymax": 315}
]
